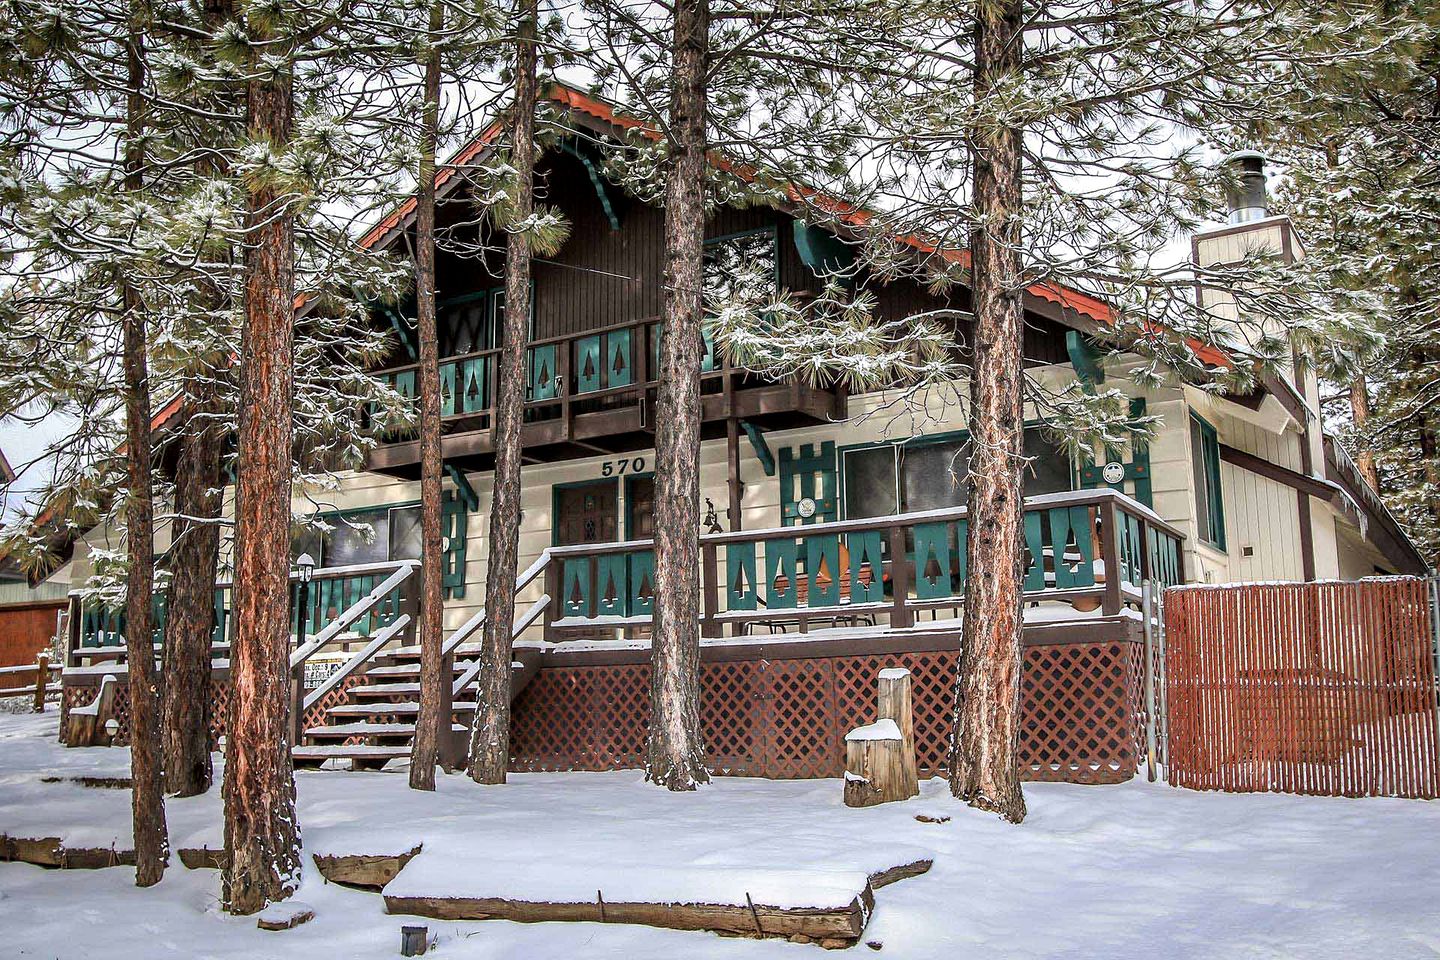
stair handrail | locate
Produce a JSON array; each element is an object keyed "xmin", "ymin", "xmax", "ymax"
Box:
[
  {"xmin": 289, "ymin": 559, "xmax": 420, "ymax": 670},
  {"xmin": 301, "ymin": 614, "xmax": 412, "ymax": 712},
  {"xmin": 451, "ymin": 594, "xmax": 550, "ymax": 697}
]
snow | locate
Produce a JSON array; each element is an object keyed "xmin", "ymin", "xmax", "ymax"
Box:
[
  {"xmin": 5, "ymin": 710, "xmax": 1440, "ymax": 958},
  {"xmin": 844, "ymin": 719, "xmax": 902, "ymax": 742},
  {"xmin": 876, "ymin": 667, "xmax": 910, "ymax": 680}
]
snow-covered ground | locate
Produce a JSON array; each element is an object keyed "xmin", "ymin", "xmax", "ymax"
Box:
[{"xmin": 3, "ymin": 708, "xmax": 1440, "ymax": 959}]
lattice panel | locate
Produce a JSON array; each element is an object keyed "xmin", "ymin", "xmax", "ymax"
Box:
[
  {"xmin": 700, "ymin": 660, "xmax": 762, "ymax": 776},
  {"xmin": 1020, "ymin": 641, "xmax": 1139, "ymax": 784},
  {"xmin": 764, "ymin": 659, "xmax": 842, "ymax": 779},
  {"xmin": 510, "ymin": 642, "xmax": 1143, "ymax": 784}
]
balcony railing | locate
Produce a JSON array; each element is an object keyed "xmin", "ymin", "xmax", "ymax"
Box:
[
  {"xmin": 542, "ymin": 488, "xmax": 1184, "ymax": 638},
  {"xmin": 373, "ymin": 315, "xmax": 798, "ymax": 441},
  {"xmin": 67, "ymin": 560, "xmax": 420, "ymax": 667}
]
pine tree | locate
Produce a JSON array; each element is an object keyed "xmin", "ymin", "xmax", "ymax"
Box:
[
  {"xmin": 409, "ymin": 0, "xmax": 447, "ymax": 793},
  {"xmin": 469, "ymin": 0, "xmax": 541, "ymax": 785},
  {"xmin": 1234, "ymin": 1, "xmax": 1440, "ymax": 564}
]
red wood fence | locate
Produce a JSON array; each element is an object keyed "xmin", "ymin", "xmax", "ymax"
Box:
[
  {"xmin": 1164, "ymin": 579, "xmax": 1440, "ymax": 798},
  {"xmin": 0, "ymin": 599, "xmax": 66, "ymax": 691}
]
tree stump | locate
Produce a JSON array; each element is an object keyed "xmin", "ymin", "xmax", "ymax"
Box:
[
  {"xmin": 844, "ymin": 720, "xmax": 914, "ymax": 808},
  {"xmin": 876, "ymin": 668, "xmax": 919, "ymax": 795}
]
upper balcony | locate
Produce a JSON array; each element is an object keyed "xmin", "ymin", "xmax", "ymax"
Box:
[{"xmin": 365, "ymin": 315, "xmax": 845, "ymax": 478}]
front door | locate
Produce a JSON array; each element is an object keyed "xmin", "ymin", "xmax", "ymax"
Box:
[{"xmin": 555, "ymin": 479, "xmax": 619, "ymax": 547}]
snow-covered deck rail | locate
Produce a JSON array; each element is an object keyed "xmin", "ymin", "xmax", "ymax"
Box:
[
  {"xmin": 543, "ymin": 488, "xmax": 1184, "ymax": 640},
  {"xmin": 65, "ymin": 559, "xmax": 422, "ymax": 671}
]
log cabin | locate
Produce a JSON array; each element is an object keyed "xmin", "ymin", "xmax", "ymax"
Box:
[{"xmin": 47, "ymin": 84, "xmax": 1426, "ymax": 784}]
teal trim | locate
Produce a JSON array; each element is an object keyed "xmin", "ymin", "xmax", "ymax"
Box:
[
  {"xmin": 436, "ymin": 289, "xmax": 489, "ymax": 309},
  {"xmin": 1078, "ymin": 398, "xmax": 1152, "ymax": 507},
  {"xmin": 792, "ymin": 221, "xmax": 855, "ymax": 277},
  {"xmin": 383, "ymin": 304, "xmax": 418, "ymax": 362},
  {"xmin": 561, "ymin": 558, "xmax": 591, "ymax": 618},
  {"xmin": 575, "ymin": 334, "xmax": 603, "ymax": 393},
  {"xmin": 740, "ymin": 421, "xmax": 775, "ymax": 477},
  {"xmin": 779, "ymin": 441, "xmax": 838, "ymax": 526},
  {"xmin": 608, "ymin": 328, "xmax": 633, "ymax": 388},
  {"xmin": 528, "ymin": 343, "xmax": 559, "ymax": 400},
  {"xmin": 765, "ymin": 539, "xmax": 800, "ymax": 609},
  {"xmin": 1189, "ymin": 412, "xmax": 1227, "ymax": 550},
  {"xmin": 805, "ymin": 534, "xmax": 841, "ymax": 607},
  {"xmin": 913, "ymin": 522, "xmax": 954, "ymax": 600},
  {"xmin": 595, "ymin": 554, "xmax": 629, "ymax": 617},
  {"xmin": 1048, "ymin": 506, "xmax": 1096, "ymax": 590},
  {"xmin": 559, "ymin": 140, "xmax": 621, "ymax": 231},
  {"xmin": 1066, "ymin": 330, "xmax": 1106, "ymax": 390},
  {"xmin": 847, "ymin": 530, "xmax": 885, "ymax": 604},
  {"xmin": 726, "ymin": 541, "xmax": 759, "ymax": 611},
  {"xmin": 629, "ymin": 551, "xmax": 655, "ymax": 616},
  {"xmin": 441, "ymin": 489, "xmax": 470, "ymax": 599}
]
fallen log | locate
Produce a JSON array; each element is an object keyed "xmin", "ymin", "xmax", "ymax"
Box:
[{"xmin": 314, "ymin": 845, "xmax": 423, "ymax": 889}]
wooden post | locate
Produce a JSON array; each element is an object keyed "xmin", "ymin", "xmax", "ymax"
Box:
[
  {"xmin": 876, "ymin": 668, "xmax": 919, "ymax": 794},
  {"xmin": 33, "ymin": 653, "xmax": 49, "ymax": 714},
  {"xmin": 887, "ymin": 524, "xmax": 912, "ymax": 629},
  {"xmin": 290, "ymin": 663, "xmax": 306, "ymax": 751},
  {"xmin": 1100, "ymin": 500, "xmax": 1124, "ymax": 616},
  {"xmin": 437, "ymin": 649, "xmax": 457, "ymax": 770},
  {"xmin": 726, "ymin": 417, "xmax": 743, "ymax": 532},
  {"xmin": 543, "ymin": 557, "xmax": 560, "ymax": 642},
  {"xmin": 702, "ymin": 541, "xmax": 721, "ymax": 638}
]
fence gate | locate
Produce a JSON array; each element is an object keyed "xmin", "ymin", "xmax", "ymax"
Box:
[{"xmin": 1162, "ymin": 578, "xmax": 1440, "ymax": 799}]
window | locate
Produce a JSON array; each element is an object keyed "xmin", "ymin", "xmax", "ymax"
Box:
[
  {"xmin": 293, "ymin": 505, "xmax": 423, "ymax": 568},
  {"xmin": 841, "ymin": 429, "xmax": 1072, "ymax": 519},
  {"xmin": 703, "ymin": 229, "xmax": 778, "ymax": 311},
  {"xmin": 1189, "ymin": 414, "xmax": 1226, "ymax": 548}
]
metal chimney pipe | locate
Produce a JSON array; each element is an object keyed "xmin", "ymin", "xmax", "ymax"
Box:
[{"xmin": 1223, "ymin": 150, "xmax": 1269, "ymax": 225}]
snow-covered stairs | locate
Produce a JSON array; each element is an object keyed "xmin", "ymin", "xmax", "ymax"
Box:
[{"xmin": 293, "ymin": 643, "xmax": 542, "ymax": 770}]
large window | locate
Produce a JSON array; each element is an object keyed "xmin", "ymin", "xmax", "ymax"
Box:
[
  {"xmin": 1189, "ymin": 414, "xmax": 1226, "ymax": 548},
  {"xmin": 841, "ymin": 429, "xmax": 1073, "ymax": 519},
  {"xmin": 293, "ymin": 504, "xmax": 423, "ymax": 568}
]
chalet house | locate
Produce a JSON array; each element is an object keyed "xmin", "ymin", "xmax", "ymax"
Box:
[{"xmin": 51, "ymin": 84, "xmax": 1426, "ymax": 784}]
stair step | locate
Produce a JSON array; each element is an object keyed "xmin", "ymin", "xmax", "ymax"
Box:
[
  {"xmin": 365, "ymin": 661, "xmax": 476, "ymax": 678},
  {"xmin": 352, "ymin": 681, "xmax": 422, "ymax": 696},
  {"xmin": 306, "ymin": 722, "xmax": 468, "ymax": 738},
  {"xmin": 293, "ymin": 744, "xmax": 412, "ymax": 761},
  {"xmin": 326, "ymin": 701, "xmax": 478, "ymax": 716}
]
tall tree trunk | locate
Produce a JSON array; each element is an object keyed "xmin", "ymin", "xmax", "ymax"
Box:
[
  {"xmin": 162, "ymin": 0, "xmax": 234, "ymax": 799},
  {"xmin": 645, "ymin": 0, "xmax": 711, "ymax": 792},
  {"xmin": 948, "ymin": 0, "xmax": 1027, "ymax": 823},
  {"xmin": 409, "ymin": 1, "xmax": 446, "ymax": 792},
  {"xmin": 1348, "ymin": 377, "xmax": 1379, "ymax": 490},
  {"xmin": 222, "ymin": 40, "xmax": 300, "ymax": 914},
  {"xmin": 161, "ymin": 382, "xmax": 224, "ymax": 796},
  {"xmin": 468, "ymin": 0, "xmax": 538, "ymax": 784},
  {"xmin": 121, "ymin": 4, "xmax": 168, "ymax": 887}
]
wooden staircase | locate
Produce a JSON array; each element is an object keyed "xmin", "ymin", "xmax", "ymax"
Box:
[
  {"xmin": 293, "ymin": 642, "xmax": 542, "ymax": 770},
  {"xmin": 292, "ymin": 553, "xmax": 553, "ymax": 771}
]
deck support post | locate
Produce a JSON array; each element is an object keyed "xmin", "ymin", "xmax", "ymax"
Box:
[
  {"xmin": 1101, "ymin": 500, "xmax": 1124, "ymax": 616},
  {"xmin": 702, "ymin": 542, "xmax": 722, "ymax": 638},
  {"xmin": 887, "ymin": 524, "xmax": 912, "ymax": 629}
]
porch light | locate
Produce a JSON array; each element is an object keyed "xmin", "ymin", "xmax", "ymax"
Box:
[{"xmin": 296, "ymin": 553, "xmax": 316, "ymax": 584}]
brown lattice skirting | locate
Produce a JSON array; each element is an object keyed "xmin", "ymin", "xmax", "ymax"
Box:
[{"xmin": 510, "ymin": 638, "xmax": 1144, "ymax": 785}]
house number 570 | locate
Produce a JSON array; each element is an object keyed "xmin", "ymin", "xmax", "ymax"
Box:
[{"xmin": 601, "ymin": 457, "xmax": 645, "ymax": 477}]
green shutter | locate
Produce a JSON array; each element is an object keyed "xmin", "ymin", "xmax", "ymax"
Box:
[
  {"xmin": 1078, "ymin": 397, "xmax": 1152, "ymax": 507},
  {"xmin": 779, "ymin": 441, "xmax": 838, "ymax": 526},
  {"xmin": 442, "ymin": 490, "xmax": 469, "ymax": 599}
]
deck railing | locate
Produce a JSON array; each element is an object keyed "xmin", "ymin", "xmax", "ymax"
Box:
[
  {"xmin": 66, "ymin": 559, "xmax": 420, "ymax": 668},
  {"xmin": 543, "ymin": 488, "xmax": 1185, "ymax": 638},
  {"xmin": 374, "ymin": 315, "xmax": 759, "ymax": 437}
]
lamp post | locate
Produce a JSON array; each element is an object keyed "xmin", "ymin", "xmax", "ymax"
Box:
[{"xmin": 295, "ymin": 552, "xmax": 315, "ymax": 653}]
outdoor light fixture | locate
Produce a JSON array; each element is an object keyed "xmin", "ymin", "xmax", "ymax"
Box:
[
  {"xmin": 104, "ymin": 718, "xmax": 119, "ymax": 737},
  {"xmin": 296, "ymin": 552, "xmax": 316, "ymax": 584}
]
